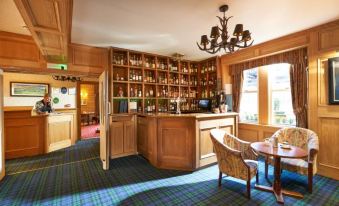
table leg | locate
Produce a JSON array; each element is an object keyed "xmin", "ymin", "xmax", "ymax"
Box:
[
  {"xmin": 273, "ymin": 157, "xmax": 284, "ymax": 204},
  {"xmin": 255, "ymin": 156, "xmax": 304, "ymax": 204}
]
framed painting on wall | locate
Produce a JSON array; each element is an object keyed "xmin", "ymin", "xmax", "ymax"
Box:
[
  {"xmin": 10, "ymin": 82, "xmax": 49, "ymax": 97},
  {"xmin": 328, "ymin": 57, "xmax": 339, "ymax": 104}
]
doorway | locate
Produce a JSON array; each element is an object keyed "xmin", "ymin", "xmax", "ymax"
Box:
[{"xmin": 78, "ymin": 82, "xmax": 100, "ymax": 139}]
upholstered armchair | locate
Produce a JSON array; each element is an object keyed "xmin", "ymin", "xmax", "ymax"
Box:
[
  {"xmin": 265, "ymin": 127, "xmax": 319, "ymax": 193},
  {"xmin": 210, "ymin": 129, "xmax": 258, "ymax": 198}
]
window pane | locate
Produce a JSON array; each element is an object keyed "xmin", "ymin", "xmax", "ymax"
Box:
[
  {"xmin": 240, "ymin": 68, "xmax": 258, "ymax": 123},
  {"xmin": 268, "ymin": 64, "xmax": 296, "ymax": 126},
  {"xmin": 240, "ymin": 92, "xmax": 258, "ymax": 123},
  {"xmin": 243, "ymin": 68, "xmax": 258, "ymax": 91}
]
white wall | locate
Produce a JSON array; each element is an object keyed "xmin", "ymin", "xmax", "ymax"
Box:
[{"xmin": 3, "ymin": 72, "xmax": 77, "ymax": 109}]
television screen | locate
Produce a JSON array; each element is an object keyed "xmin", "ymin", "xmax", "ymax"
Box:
[{"xmin": 198, "ymin": 99, "xmax": 211, "ymax": 110}]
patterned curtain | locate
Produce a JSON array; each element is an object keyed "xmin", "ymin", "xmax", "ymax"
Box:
[
  {"xmin": 290, "ymin": 62, "xmax": 308, "ymax": 128},
  {"xmin": 232, "ymin": 71, "xmax": 243, "ymax": 112},
  {"xmin": 229, "ymin": 47, "xmax": 308, "ymax": 127}
]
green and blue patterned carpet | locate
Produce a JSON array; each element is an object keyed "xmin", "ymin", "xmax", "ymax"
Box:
[{"xmin": 0, "ymin": 138, "xmax": 338, "ymax": 206}]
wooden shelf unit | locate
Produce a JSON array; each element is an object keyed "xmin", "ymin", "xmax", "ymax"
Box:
[{"xmin": 110, "ymin": 47, "xmax": 220, "ymax": 114}]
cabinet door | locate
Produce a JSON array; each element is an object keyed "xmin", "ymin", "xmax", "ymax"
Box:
[
  {"xmin": 110, "ymin": 121, "xmax": 124, "ymax": 156},
  {"xmin": 200, "ymin": 127, "xmax": 217, "ymax": 159},
  {"xmin": 137, "ymin": 118, "xmax": 148, "ymax": 156},
  {"xmin": 124, "ymin": 121, "xmax": 136, "ymax": 153}
]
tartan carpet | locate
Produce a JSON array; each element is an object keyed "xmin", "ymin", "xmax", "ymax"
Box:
[{"xmin": 0, "ymin": 139, "xmax": 338, "ymax": 206}]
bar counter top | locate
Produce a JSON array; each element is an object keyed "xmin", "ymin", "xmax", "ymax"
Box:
[{"xmin": 114, "ymin": 112, "xmax": 238, "ymax": 119}]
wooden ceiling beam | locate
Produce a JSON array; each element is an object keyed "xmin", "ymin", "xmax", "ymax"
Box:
[{"xmin": 14, "ymin": 0, "xmax": 73, "ymax": 63}]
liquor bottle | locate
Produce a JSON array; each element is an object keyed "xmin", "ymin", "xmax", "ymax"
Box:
[
  {"xmin": 130, "ymin": 87, "xmax": 133, "ymax": 97},
  {"xmin": 150, "ymin": 87, "xmax": 154, "ymax": 97}
]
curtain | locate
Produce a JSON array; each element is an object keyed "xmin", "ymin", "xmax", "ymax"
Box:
[
  {"xmin": 290, "ymin": 62, "xmax": 308, "ymax": 128},
  {"xmin": 229, "ymin": 47, "xmax": 308, "ymax": 127},
  {"xmin": 232, "ymin": 71, "xmax": 243, "ymax": 112}
]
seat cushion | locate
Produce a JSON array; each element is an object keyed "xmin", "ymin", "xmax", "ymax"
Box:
[
  {"xmin": 244, "ymin": 159, "xmax": 258, "ymax": 178},
  {"xmin": 268, "ymin": 157, "xmax": 309, "ymax": 175}
]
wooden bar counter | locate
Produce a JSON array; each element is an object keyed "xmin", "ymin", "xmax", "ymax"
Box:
[
  {"xmin": 110, "ymin": 112, "xmax": 238, "ymax": 171},
  {"xmin": 4, "ymin": 107, "xmax": 77, "ymax": 159}
]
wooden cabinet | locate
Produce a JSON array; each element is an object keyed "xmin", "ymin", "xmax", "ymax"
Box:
[
  {"xmin": 4, "ymin": 110, "xmax": 45, "ymax": 159},
  {"xmin": 197, "ymin": 116, "xmax": 238, "ymax": 167},
  {"xmin": 110, "ymin": 115, "xmax": 137, "ymax": 158}
]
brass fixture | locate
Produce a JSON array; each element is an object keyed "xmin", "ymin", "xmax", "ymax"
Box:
[{"xmin": 197, "ymin": 4, "xmax": 254, "ymax": 54}]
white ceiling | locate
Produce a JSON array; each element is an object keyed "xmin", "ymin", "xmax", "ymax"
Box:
[
  {"xmin": 0, "ymin": 0, "xmax": 30, "ymax": 35},
  {"xmin": 1, "ymin": 0, "xmax": 339, "ymax": 60}
]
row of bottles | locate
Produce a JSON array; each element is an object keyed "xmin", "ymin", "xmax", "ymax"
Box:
[
  {"xmin": 158, "ymin": 100, "xmax": 168, "ymax": 112},
  {"xmin": 201, "ymin": 62, "xmax": 216, "ymax": 74},
  {"xmin": 157, "ymin": 59, "xmax": 168, "ymax": 70},
  {"xmin": 157, "ymin": 72, "xmax": 168, "ymax": 84},
  {"xmin": 180, "ymin": 102, "xmax": 190, "ymax": 111},
  {"xmin": 157, "ymin": 86, "xmax": 168, "ymax": 97},
  {"xmin": 168, "ymin": 87, "xmax": 179, "ymax": 98},
  {"xmin": 190, "ymin": 64, "xmax": 198, "ymax": 74},
  {"xmin": 129, "ymin": 70, "xmax": 143, "ymax": 82},
  {"xmin": 145, "ymin": 87, "xmax": 155, "ymax": 97},
  {"xmin": 129, "ymin": 54, "xmax": 143, "ymax": 67},
  {"xmin": 180, "ymin": 88, "xmax": 189, "ymax": 98},
  {"xmin": 181, "ymin": 63, "xmax": 189, "ymax": 73},
  {"xmin": 189, "ymin": 76, "xmax": 198, "ymax": 86},
  {"xmin": 144, "ymin": 71, "xmax": 156, "ymax": 83},
  {"xmin": 208, "ymin": 75, "xmax": 217, "ymax": 85},
  {"xmin": 169, "ymin": 61, "xmax": 179, "ymax": 72},
  {"xmin": 189, "ymin": 90, "xmax": 197, "ymax": 98},
  {"xmin": 145, "ymin": 100, "xmax": 156, "ymax": 113},
  {"xmin": 180, "ymin": 75, "xmax": 189, "ymax": 85},
  {"xmin": 168, "ymin": 74, "xmax": 179, "ymax": 85},
  {"xmin": 129, "ymin": 85, "xmax": 142, "ymax": 97},
  {"xmin": 144, "ymin": 57, "xmax": 156, "ymax": 69},
  {"xmin": 113, "ymin": 53, "xmax": 127, "ymax": 65},
  {"xmin": 200, "ymin": 77, "xmax": 208, "ymax": 86}
]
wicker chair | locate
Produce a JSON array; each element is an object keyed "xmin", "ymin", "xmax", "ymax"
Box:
[
  {"xmin": 265, "ymin": 127, "xmax": 319, "ymax": 193},
  {"xmin": 210, "ymin": 129, "xmax": 258, "ymax": 198}
]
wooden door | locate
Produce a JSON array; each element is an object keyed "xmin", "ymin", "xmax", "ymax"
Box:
[
  {"xmin": 0, "ymin": 70, "xmax": 5, "ymax": 180},
  {"xmin": 137, "ymin": 117, "xmax": 148, "ymax": 157},
  {"xmin": 110, "ymin": 121, "xmax": 124, "ymax": 156},
  {"xmin": 99, "ymin": 71, "xmax": 110, "ymax": 170},
  {"xmin": 123, "ymin": 120, "xmax": 136, "ymax": 153}
]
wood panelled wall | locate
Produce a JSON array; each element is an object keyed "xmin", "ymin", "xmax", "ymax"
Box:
[
  {"xmin": 0, "ymin": 31, "xmax": 108, "ymax": 77},
  {"xmin": 80, "ymin": 83, "xmax": 98, "ymax": 114},
  {"xmin": 220, "ymin": 20, "xmax": 339, "ymax": 180}
]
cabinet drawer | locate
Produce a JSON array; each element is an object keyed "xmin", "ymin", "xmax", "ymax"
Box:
[
  {"xmin": 199, "ymin": 119, "xmax": 219, "ymax": 129},
  {"xmin": 218, "ymin": 118, "xmax": 234, "ymax": 127}
]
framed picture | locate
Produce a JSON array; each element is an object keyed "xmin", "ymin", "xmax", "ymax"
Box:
[
  {"xmin": 10, "ymin": 82, "xmax": 49, "ymax": 97},
  {"xmin": 328, "ymin": 57, "xmax": 339, "ymax": 104}
]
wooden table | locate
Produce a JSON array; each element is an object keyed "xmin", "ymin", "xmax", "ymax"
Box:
[{"xmin": 251, "ymin": 142, "xmax": 308, "ymax": 204}]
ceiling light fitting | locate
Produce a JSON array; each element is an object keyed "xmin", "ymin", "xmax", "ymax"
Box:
[
  {"xmin": 52, "ymin": 75, "xmax": 81, "ymax": 82},
  {"xmin": 197, "ymin": 4, "xmax": 254, "ymax": 54}
]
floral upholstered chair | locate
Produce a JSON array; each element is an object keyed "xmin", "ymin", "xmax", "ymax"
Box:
[
  {"xmin": 265, "ymin": 127, "xmax": 319, "ymax": 193},
  {"xmin": 210, "ymin": 129, "xmax": 258, "ymax": 198}
]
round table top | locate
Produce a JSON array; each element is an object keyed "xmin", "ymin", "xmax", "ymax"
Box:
[{"xmin": 250, "ymin": 142, "xmax": 308, "ymax": 159}]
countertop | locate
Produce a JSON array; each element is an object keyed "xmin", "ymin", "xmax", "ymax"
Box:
[
  {"xmin": 4, "ymin": 106, "xmax": 76, "ymax": 112},
  {"xmin": 114, "ymin": 112, "xmax": 238, "ymax": 119}
]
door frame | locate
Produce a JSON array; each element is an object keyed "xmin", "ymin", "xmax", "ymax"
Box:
[
  {"xmin": 76, "ymin": 81, "xmax": 99, "ymax": 140},
  {"xmin": 0, "ymin": 69, "xmax": 5, "ymax": 180}
]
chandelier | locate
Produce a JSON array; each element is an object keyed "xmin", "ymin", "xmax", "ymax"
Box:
[{"xmin": 197, "ymin": 5, "xmax": 253, "ymax": 54}]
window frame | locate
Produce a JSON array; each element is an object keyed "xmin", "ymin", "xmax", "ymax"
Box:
[{"xmin": 239, "ymin": 64, "xmax": 296, "ymax": 127}]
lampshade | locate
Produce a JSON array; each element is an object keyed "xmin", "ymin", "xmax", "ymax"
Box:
[
  {"xmin": 233, "ymin": 24, "xmax": 243, "ymax": 36},
  {"xmin": 230, "ymin": 37, "xmax": 237, "ymax": 45},
  {"xmin": 200, "ymin": 35, "xmax": 209, "ymax": 45},
  {"xmin": 242, "ymin": 30, "xmax": 251, "ymax": 41},
  {"xmin": 210, "ymin": 26, "xmax": 220, "ymax": 38}
]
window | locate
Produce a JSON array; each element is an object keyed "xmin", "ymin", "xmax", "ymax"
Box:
[
  {"xmin": 239, "ymin": 68, "xmax": 258, "ymax": 123},
  {"xmin": 268, "ymin": 64, "xmax": 296, "ymax": 126}
]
